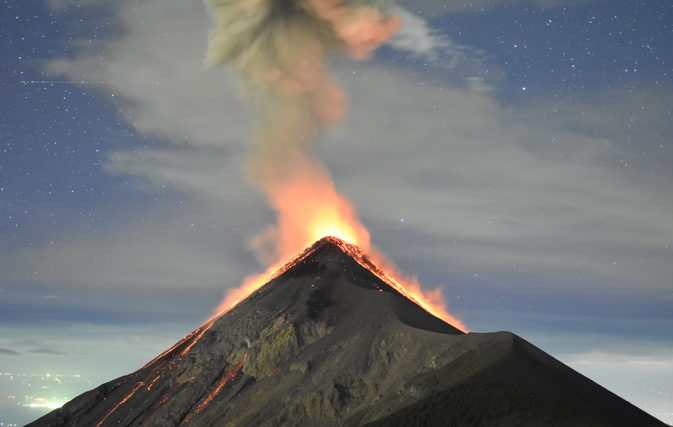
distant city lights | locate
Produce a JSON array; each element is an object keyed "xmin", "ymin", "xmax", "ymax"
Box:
[
  {"xmin": 25, "ymin": 402, "xmax": 64, "ymax": 409},
  {"xmin": 1, "ymin": 371, "xmax": 91, "ymax": 425}
]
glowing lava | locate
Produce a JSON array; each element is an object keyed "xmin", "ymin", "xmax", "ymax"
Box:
[
  {"xmin": 185, "ymin": 356, "xmax": 246, "ymax": 423},
  {"xmin": 216, "ymin": 234, "xmax": 468, "ymax": 333},
  {"xmin": 213, "ymin": 168, "xmax": 371, "ymax": 315},
  {"xmin": 309, "ymin": 207, "xmax": 360, "ymax": 246},
  {"xmin": 252, "ymin": 166, "xmax": 371, "ymax": 262}
]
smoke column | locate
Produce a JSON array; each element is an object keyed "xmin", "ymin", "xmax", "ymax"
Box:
[
  {"xmin": 205, "ymin": 0, "xmax": 467, "ymax": 331},
  {"xmin": 205, "ymin": 0, "xmax": 401, "ymax": 259}
]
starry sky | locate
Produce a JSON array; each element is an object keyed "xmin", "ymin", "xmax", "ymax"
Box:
[{"xmin": 1, "ymin": 0, "xmax": 672, "ymax": 424}]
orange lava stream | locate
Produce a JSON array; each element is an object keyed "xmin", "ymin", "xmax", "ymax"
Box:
[
  {"xmin": 177, "ymin": 317, "xmax": 219, "ymax": 357},
  {"xmin": 140, "ymin": 316, "xmax": 219, "ymax": 371},
  {"xmin": 356, "ymin": 246, "xmax": 468, "ymax": 333},
  {"xmin": 185, "ymin": 355, "xmax": 246, "ymax": 423},
  {"xmin": 95, "ymin": 361, "xmax": 168, "ymax": 427}
]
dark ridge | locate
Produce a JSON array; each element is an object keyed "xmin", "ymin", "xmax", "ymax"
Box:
[{"xmin": 361, "ymin": 333, "xmax": 665, "ymax": 427}]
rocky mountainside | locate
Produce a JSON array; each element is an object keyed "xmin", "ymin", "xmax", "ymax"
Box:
[{"xmin": 28, "ymin": 236, "xmax": 665, "ymax": 427}]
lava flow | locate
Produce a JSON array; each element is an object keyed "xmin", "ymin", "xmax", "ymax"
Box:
[
  {"xmin": 185, "ymin": 355, "xmax": 246, "ymax": 423},
  {"xmin": 216, "ymin": 234, "xmax": 467, "ymax": 333}
]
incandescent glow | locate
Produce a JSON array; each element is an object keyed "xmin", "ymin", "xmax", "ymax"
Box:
[
  {"xmin": 261, "ymin": 166, "xmax": 371, "ymax": 259},
  {"xmin": 309, "ymin": 207, "xmax": 359, "ymax": 245},
  {"xmin": 333, "ymin": 237, "xmax": 467, "ymax": 332},
  {"xmin": 215, "ymin": 236, "xmax": 468, "ymax": 333}
]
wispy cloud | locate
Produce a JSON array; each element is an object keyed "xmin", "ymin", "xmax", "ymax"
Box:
[
  {"xmin": 387, "ymin": 7, "xmax": 464, "ymax": 67},
  {"xmin": 395, "ymin": 0, "xmax": 602, "ymax": 17},
  {"xmin": 28, "ymin": 348, "xmax": 65, "ymax": 355},
  {"xmin": 567, "ymin": 349, "xmax": 673, "ymax": 368},
  {"xmin": 384, "ymin": 7, "xmax": 494, "ymax": 93}
]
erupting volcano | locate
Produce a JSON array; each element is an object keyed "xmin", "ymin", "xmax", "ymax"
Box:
[
  {"xmin": 147, "ymin": 0, "xmax": 477, "ymax": 339},
  {"xmin": 28, "ymin": 237, "xmax": 664, "ymax": 427},
  {"xmin": 197, "ymin": 0, "xmax": 465, "ymax": 331},
  {"xmin": 25, "ymin": 0, "xmax": 666, "ymax": 425}
]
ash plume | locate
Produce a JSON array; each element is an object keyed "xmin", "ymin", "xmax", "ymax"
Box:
[
  {"xmin": 204, "ymin": 0, "xmax": 402, "ymax": 263},
  {"xmin": 203, "ymin": 0, "xmax": 462, "ymax": 330}
]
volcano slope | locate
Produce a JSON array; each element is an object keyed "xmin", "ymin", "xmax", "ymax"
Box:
[{"xmin": 28, "ymin": 237, "xmax": 665, "ymax": 427}]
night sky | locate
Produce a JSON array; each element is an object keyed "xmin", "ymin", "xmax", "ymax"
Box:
[{"xmin": 1, "ymin": 0, "xmax": 672, "ymax": 425}]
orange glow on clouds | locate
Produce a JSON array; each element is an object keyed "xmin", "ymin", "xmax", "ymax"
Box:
[
  {"xmin": 309, "ymin": 207, "xmax": 360, "ymax": 246},
  {"xmin": 214, "ymin": 166, "xmax": 467, "ymax": 332},
  {"xmin": 252, "ymin": 164, "xmax": 371, "ymax": 265},
  {"xmin": 214, "ymin": 166, "xmax": 370, "ymax": 315}
]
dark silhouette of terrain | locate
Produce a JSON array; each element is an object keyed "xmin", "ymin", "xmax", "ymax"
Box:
[{"xmin": 28, "ymin": 236, "xmax": 666, "ymax": 426}]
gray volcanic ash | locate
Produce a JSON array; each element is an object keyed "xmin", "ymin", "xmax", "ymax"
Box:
[{"xmin": 28, "ymin": 237, "xmax": 665, "ymax": 427}]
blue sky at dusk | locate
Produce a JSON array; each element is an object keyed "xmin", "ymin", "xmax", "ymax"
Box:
[{"xmin": 1, "ymin": 0, "xmax": 672, "ymax": 424}]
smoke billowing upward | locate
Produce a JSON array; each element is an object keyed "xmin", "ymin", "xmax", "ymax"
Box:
[
  {"xmin": 204, "ymin": 0, "xmax": 465, "ymax": 331},
  {"xmin": 205, "ymin": 0, "xmax": 401, "ymax": 262}
]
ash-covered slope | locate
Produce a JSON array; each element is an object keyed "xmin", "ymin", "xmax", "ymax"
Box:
[{"xmin": 28, "ymin": 237, "xmax": 664, "ymax": 427}]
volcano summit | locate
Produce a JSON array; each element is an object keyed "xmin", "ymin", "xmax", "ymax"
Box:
[{"xmin": 28, "ymin": 237, "xmax": 664, "ymax": 427}]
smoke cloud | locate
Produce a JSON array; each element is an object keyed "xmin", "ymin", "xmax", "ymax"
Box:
[
  {"xmin": 204, "ymin": 0, "xmax": 466, "ymax": 331},
  {"xmin": 204, "ymin": 0, "xmax": 402, "ymax": 263}
]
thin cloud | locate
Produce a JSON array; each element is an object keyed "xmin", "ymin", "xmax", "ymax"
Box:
[
  {"xmin": 568, "ymin": 350, "xmax": 673, "ymax": 368},
  {"xmin": 385, "ymin": 7, "xmax": 495, "ymax": 92},
  {"xmin": 29, "ymin": 348, "xmax": 65, "ymax": 355},
  {"xmin": 0, "ymin": 348, "xmax": 20, "ymax": 355},
  {"xmin": 396, "ymin": 0, "xmax": 602, "ymax": 17},
  {"xmin": 387, "ymin": 7, "xmax": 463, "ymax": 67}
]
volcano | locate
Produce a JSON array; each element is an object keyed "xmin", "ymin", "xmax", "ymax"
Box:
[{"xmin": 29, "ymin": 236, "xmax": 664, "ymax": 427}]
